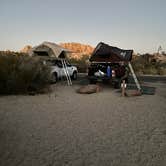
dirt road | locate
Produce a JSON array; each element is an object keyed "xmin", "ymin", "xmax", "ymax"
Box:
[{"xmin": 0, "ymin": 77, "xmax": 166, "ymax": 166}]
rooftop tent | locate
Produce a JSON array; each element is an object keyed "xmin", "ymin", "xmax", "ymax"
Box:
[
  {"xmin": 29, "ymin": 41, "xmax": 72, "ymax": 59},
  {"xmin": 89, "ymin": 42, "xmax": 133, "ymax": 62}
]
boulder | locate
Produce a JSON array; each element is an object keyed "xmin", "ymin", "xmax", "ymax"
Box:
[{"xmin": 76, "ymin": 84, "xmax": 102, "ymax": 94}]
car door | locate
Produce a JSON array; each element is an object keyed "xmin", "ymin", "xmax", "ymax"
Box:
[
  {"xmin": 58, "ymin": 60, "xmax": 72, "ymax": 77},
  {"xmin": 65, "ymin": 60, "xmax": 73, "ymax": 76},
  {"xmin": 54, "ymin": 60, "xmax": 65, "ymax": 77}
]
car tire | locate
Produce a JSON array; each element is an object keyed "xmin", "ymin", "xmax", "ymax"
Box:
[
  {"xmin": 72, "ymin": 71, "xmax": 77, "ymax": 80},
  {"xmin": 114, "ymin": 79, "xmax": 122, "ymax": 89},
  {"xmin": 51, "ymin": 72, "xmax": 58, "ymax": 83},
  {"xmin": 89, "ymin": 79, "xmax": 97, "ymax": 84}
]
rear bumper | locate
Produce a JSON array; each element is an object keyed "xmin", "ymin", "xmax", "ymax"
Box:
[
  {"xmin": 88, "ymin": 75, "xmax": 123, "ymax": 83},
  {"xmin": 88, "ymin": 75, "xmax": 112, "ymax": 81}
]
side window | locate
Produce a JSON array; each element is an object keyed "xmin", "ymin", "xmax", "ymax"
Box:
[
  {"xmin": 56, "ymin": 61, "xmax": 63, "ymax": 68},
  {"xmin": 65, "ymin": 61, "xmax": 71, "ymax": 67}
]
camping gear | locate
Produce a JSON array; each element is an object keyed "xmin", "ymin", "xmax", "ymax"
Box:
[
  {"xmin": 61, "ymin": 59, "xmax": 72, "ymax": 85},
  {"xmin": 128, "ymin": 62, "xmax": 141, "ymax": 91},
  {"xmin": 141, "ymin": 86, "xmax": 156, "ymax": 95},
  {"xmin": 76, "ymin": 84, "xmax": 102, "ymax": 94},
  {"xmin": 94, "ymin": 70, "xmax": 105, "ymax": 77},
  {"xmin": 29, "ymin": 41, "xmax": 73, "ymax": 86},
  {"xmin": 106, "ymin": 65, "xmax": 111, "ymax": 78},
  {"xmin": 29, "ymin": 41, "xmax": 71, "ymax": 58},
  {"xmin": 127, "ymin": 84, "xmax": 156, "ymax": 95},
  {"xmin": 125, "ymin": 90, "xmax": 142, "ymax": 97}
]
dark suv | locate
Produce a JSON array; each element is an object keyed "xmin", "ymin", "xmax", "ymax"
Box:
[
  {"xmin": 88, "ymin": 42, "xmax": 133, "ymax": 88},
  {"xmin": 88, "ymin": 62, "xmax": 129, "ymax": 88}
]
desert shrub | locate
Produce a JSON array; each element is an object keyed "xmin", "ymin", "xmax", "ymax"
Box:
[
  {"xmin": 157, "ymin": 67, "xmax": 166, "ymax": 75},
  {"xmin": 0, "ymin": 53, "xmax": 51, "ymax": 94},
  {"xmin": 142, "ymin": 65, "xmax": 158, "ymax": 75},
  {"xmin": 69, "ymin": 54, "xmax": 89, "ymax": 73},
  {"xmin": 131, "ymin": 55, "xmax": 166, "ymax": 75},
  {"xmin": 131, "ymin": 61, "xmax": 144, "ymax": 74}
]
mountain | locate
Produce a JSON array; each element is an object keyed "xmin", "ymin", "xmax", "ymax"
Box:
[
  {"xmin": 60, "ymin": 42, "xmax": 94, "ymax": 59},
  {"xmin": 20, "ymin": 45, "xmax": 32, "ymax": 53}
]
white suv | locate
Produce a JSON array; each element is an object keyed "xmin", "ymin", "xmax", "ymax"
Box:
[{"xmin": 48, "ymin": 59, "xmax": 78, "ymax": 83}]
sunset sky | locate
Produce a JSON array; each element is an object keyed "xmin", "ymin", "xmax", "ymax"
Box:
[{"xmin": 0, "ymin": 0, "xmax": 166, "ymax": 53}]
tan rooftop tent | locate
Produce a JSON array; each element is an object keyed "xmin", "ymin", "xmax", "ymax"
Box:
[
  {"xmin": 29, "ymin": 41, "xmax": 73, "ymax": 85},
  {"xmin": 29, "ymin": 41, "xmax": 72, "ymax": 59}
]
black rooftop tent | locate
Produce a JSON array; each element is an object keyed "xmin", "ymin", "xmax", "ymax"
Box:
[{"xmin": 89, "ymin": 42, "xmax": 133, "ymax": 62}]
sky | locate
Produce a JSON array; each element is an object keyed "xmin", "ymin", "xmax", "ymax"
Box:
[{"xmin": 0, "ymin": 0, "xmax": 166, "ymax": 53}]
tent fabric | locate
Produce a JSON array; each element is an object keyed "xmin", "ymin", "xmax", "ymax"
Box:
[
  {"xmin": 29, "ymin": 41, "xmax": 71, "ymax": 58},
  {"xmin": 90, "ymin": 42, "xmax": 133, "ymax": 62}
]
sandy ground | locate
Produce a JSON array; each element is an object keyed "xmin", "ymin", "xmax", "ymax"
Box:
[{"xmin": 0, "ymin": 77, "xmax": 166, "ymax": 166}]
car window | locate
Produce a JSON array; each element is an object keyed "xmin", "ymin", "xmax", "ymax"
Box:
[
  {"xmin": 47, "ymin": 59, "xmax": 72, "ymax": 68},
  {"xmin": 65, "ymin": 60, "xmax": 72, "ymax": 67},
  {"xmin": 56, "ymin": 60, "xmax": 63, "ymax": 68}
]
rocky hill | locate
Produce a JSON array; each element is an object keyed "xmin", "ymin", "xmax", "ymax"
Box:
[
  {"xmin": 20, "ymin": 45, "xmax": 32, "ymax": 53},
  {"xmin": 60, "ymin": 42, "xmax": 94, "ymax": 59}
]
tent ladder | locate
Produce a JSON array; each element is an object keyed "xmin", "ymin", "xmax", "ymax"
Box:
[
  {"xmin": 128, "ymin": 62, "xmax": 141, "ymax": 91},
  {"xmin": 63, "ymin": 59, "xmax": 72, "ymax": 85},
  {"xmin": 61, "ymin": 59, "xmax": 72, "ymax": 86}
]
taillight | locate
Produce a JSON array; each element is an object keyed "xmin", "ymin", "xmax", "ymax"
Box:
[{"xmin": 112, "ymin": 70, "xmax": 115, "ymax": 77}]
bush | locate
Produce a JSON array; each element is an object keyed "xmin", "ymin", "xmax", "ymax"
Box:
[
  {"xmin": 131, "ymin": 55, "xmax": 166, "ymax": 75},
  {"xmin": 0, "ymin": 53, "xmax": 51, "ymax": 94},
  {"xmin": 157, "ymin": 67, "xmax": 166, "ymax": 75},
  {"xmin": 142, "ymin": 65, "xmax": 158, "ymax": 75},
  {"xmin": 69, "ymin": 54, "xmax": 89, "ymax": 73}
]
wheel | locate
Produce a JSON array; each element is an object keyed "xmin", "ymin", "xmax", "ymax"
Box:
[
  {"xmin": 113, "ymin": 79, "xmax": 121, "ymax": 89},
  {"xmin": 89, "ymin": 79, "xmax": 97, "ymax": 84},
  {"xmin": 102, "ymin": 79, "xmax": 110, "ymax": 84},
  {"xmin": 51, "ymin": 72, "xmax": 58, "ymax": 83},
  {"xmin": 72, "ymin": 71, "xmax": 77, "ymax": 80}
]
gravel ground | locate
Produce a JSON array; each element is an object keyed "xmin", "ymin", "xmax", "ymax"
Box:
[{"xmin": 0, "ymin": 78, "xmax": 166, "ymax": 166}]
